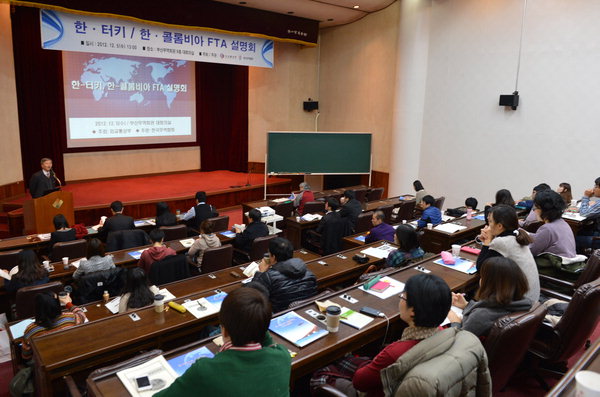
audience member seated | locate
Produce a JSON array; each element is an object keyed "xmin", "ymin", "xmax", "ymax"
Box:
[
  {"xmin": 413, "ymin": 180, "xmax": 428, "ymax": 205},
  {"xmin": 155, "ymin": 201, "xmax": 177, "ymax": 227},
  {"xmin": 21, "ymin": 291, "xmax": 87, "ymax": 361},
  {"xmin": 186, "ymin": 220, "xmax": 222, "ymax": 269},
  {"xmin": 72, "ymin": 238, "xmax": 116, "ymax": 279},
  {"xmin": 365, "ymin": 210, "xmax": 395, "ymax": 244},
  {"xmin": 138, "ymin": 229, "xmax": 177, "ymax": 274},
  {"xmin": 182, "ymin": 191, "xmax": 218, "ymax": 231},
  {"xmin": 448, "ymin": 257, "xmax": 532, "ymax": 337},
  {"xmin": 386, "ymin": 225, "xmax": 425, "ymax": 268},
  {"xmin": 416, "ymin": 195, "xmax": 442, "ymax": 228},
  {"xmin": 154, "ymin": 287, "xmax": 291, "ymax": 397},
  {"xmin": 575, "ymin": 177, "xmax": 600, "ymax": 253},
  {"xmin": 252, "ymin": 237, "xmax": 317, "ymax": 312},
  {"xmin": 98, "ymin": 200, "xmax": 135, "ymax": 241},
  {"xmin": 476, "ymin": 205, "xmax": 540, "ymax": 302},
  {"xmin": 339, "ymin": 190, "xmax": 363, "ymax": 232},
  {"xmin": 293, "ymin": 182, "xmax": 315, "ymax": 216},
  {"xmin": 2, "ymin": 250, "xmax": 49, "ymax": 292},
  {"xmin": 118, "ymin": 267, "xmax": 159, "ymax": 313},
  {"xmin": 311, "ymin": 274, "xmax": 452, "ymax": 397},
  {"xmin": 484, "ymin": 188, "xmax": 515, "ymax": 223},
  {"xmin": 310, "ymin": 198, "xmax": 349, "ymax": 255},
  {"xmin": 465, "ymin": 196, "xmax": 478, "ymax": 211},
  {"xmin": 529, "ymin": 191, "xmax": 578, "ymax": 260},
  {"xmin": 557, "ymin": 182, "xmax": 573, "ymax": 205},
  {"xmin": 233, "ymin": 209, "xmax": 269, "ymax": 253},
  {"xmin": 519, "ymin": 183, "xmax": 551, "ymax": 228},
  {"xmin": 49, "ymin": 214, "xmax": 76, "ymax": 247}
]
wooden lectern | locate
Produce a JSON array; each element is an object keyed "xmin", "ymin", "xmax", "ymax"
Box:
[{"xmin": 23, "ymin": 191, "xmax": 75, "ymax": 234}]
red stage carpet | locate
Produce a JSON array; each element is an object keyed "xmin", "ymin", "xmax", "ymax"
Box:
[{"xmin": 7, "ymin": 171, "xmax": 284, "ymax": 208}]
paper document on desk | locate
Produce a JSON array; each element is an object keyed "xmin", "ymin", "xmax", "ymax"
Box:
[
  {"xmin": 434, "ymin": 223, "xmax": 467, "ymax": 233},
  {"xmin": 182, "ymin": 298, "xmax": 219, "ymax": 319},
  {"xmin": 157, "ymin": 288, "xmax": 176, "ymax": 302},
  {"xmin": 441, "ymin": 305, "xmax": 464, "ymax": 326},
  {"xmin": 70, "ymin": 259, "xmax": 81, "ymax": 269},
  {"xmin": 360, "ymin": 244, "xmax": 396, "ymax": 259},
  {"xmin": 434, "ymin": 257, "xmax": 477, "ymax": 274},
  {"xmin": 301, "ymin": 214, "xmax": 322, "ymax": 221},
  {"xmin": 441, "ymin": 215, "xmax": 455, "ymax": 222},
  {"xmin": 128, "ymin": 249, "xmax": 148, "ymax": 260},
  {"xmin": 340, "ymin": 307, "xmax": 374, "ymax": 329},
  {"xmin": 179, "ymin": 238, "xmax": 195, "ymax": 248},
  {"xmin": 360, "ymin": 276, "xmax": 405, "ymax": 299},
  {"xmin": 562, "ymin": 212, "xmax": 586, "ymax": 221},
  {"xmin": 117, "ymin": 355, "xmax": 178, "ymax": 397},
  {"xmin": 9, "ymin": 318, "xmax": 35, "ymax": 339},
  {"xmin": 243, "ymin": 261, "xmax": 260, "ymax": 278},
  {"xmin": 271, "ymin": 197, "xmax": 290, "ymax": 203},
  {"xmin": 105, "ymin": 297, "xmax": 121, "ymax": 314},
  {"xmin": 37, "ymin": 233, "xmax": 51, "ymax": 241}
]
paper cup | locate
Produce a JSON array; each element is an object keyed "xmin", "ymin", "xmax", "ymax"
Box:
[
  {"xmin": 427, "ymin": 223, "xmax": 433, "ymax": 230},
  {"xmin": 451, "ymin": 244, "xmax": 461, "ymax": 257},
  {"xmin": 42, "ymin": 260, "xmax": 50, "ymax": 270},
  {"xmin": 62, "ymin": 257, "xmax": 69, "ymax": 265},
  {"xmin": 326, "ymin": 306, "xmax": 341, "ymax": 333},
  {"xmin": 575, "ymin": 370, "xmax": 600, "ymax": 397},
  {"xmin": 154, "ymin": 294, "xmax": 165, "ymax": 313}
]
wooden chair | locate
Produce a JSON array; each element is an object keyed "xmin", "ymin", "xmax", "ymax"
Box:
[
  {"xmin": 376, "ymin": 204, "xmax": 394, "ymax": 224},
  {"xmin": 393, "ymin": 200, "xmax": 417, "ymax": 223},
  {"xmin": 160, "ymin": 225, "xmax": 187, "ymax": 241},
  {"xmin": 354, "ymin": 188, "xmax": 369, "ymax": 203},
  {"xmin": 15, "ymin": 281, "xmax": 64, "ymax": 320},
  {"xmin": 50, "ymin": 239, "xmax": 87, "ymax": 262},
  {"xmin": 303, "ymin": 201, "xmax": 325, "ymax": 214},
  {"xmin": 207, "ymin": 215, "xmax": 230, "ymax": 232},
  {"xmin": 354, "ymin": 211, "xmax": 374, "ymax": 234},
  {"xmin": 149, "ymin": 254, "xmax": 190, "ymax": 285},
  {"xmin": 233, "ymin": 234, "xmax": 277, "ymax": 265},
  {"xmin": 201, "ymin": 245, "xmax": 234, "ymax": 274},
  {"xmin": 434, "ymin": 196, "xmax": 446, "ymax": 211},
  {"xmin": 106, "ymin": 230, "xmax": 150, "ymax": 251},
  {"xmin": 539, "ymin": 249, "xmax": 600, "ymax": 298},
  {"xmin": 367, "ymin": 187, "xmax": 384, "ymax": 202},
  {"xmin": 0, "ymin": 249, "xmax": 22, "ymax": 271}
]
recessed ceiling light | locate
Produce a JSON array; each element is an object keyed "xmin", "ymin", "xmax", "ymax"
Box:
[
  {"xmin": 287, "ymin": 11, "xmax": 294, "ymax": 14},
  {"xmin": 353, "ymin": 5, "xmax": 359, "ymax": 8}
]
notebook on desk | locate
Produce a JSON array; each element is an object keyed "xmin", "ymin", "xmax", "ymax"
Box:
[{"xmin": 269, "ymin": 311, "xmax": 328, "ymax": 348}]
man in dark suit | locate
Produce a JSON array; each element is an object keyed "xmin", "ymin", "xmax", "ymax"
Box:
[
  {"xmin": 233, "ymin": 208, "xmax": 269, "ymax": 252},
  {"xmin": 98, "ymin": 200, "xmax": 135, "ymax": 242},
  {"xmin": 314, "ymin": 198, "xmax": 350, "ymax": 255},
  {"xmin": 29, "ymin": 157, "xmax": 57, "ymax": 198},
  {"xmin": 339, "ymin": 190, "xmax": 362, "ymax": 232}
]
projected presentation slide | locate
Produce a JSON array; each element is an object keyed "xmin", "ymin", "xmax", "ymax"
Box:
[{"xmin": 62, "ymin": 52, "xmax": 196, "ymax": 148}]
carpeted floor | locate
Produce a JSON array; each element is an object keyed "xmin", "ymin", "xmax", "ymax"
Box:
[{"xmin": 7, "ymin": 171, "xmax": 284, "ymax": 208}]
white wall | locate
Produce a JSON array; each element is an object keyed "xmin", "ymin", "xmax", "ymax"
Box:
[{"xmin": 419, "ymin": 0, "xmax": 600, "ymax": 207}]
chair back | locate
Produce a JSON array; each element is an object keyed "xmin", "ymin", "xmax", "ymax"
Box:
[
  {"xmin": 355, "ymin": 211, "xmax": 374, "ymax": 234},
  {"xmin": 377, "ymin": 204, "xmax": 394, "ymax": 224},
  {"xmin": 354, "ymin": 188, "xmax": 369, "ymax": 203},
  {"xmin": 523, "ymin": 221, "xmax": 543, "ymax": 233},
  {"xmin": 106, "ymin": 229, "xmax": 150, "ymax": 251},
  {"xmin": 434, "ymin": 196, "xmax": 446, "ymax": 211},
  {"xmin": 207, "ymin": 215, "xmax": 230, "ymax": 232},
  {"xmin": 50, "ymin": 239, "xmax": 87, "ymax": 262},
  {"xmin": 368, "ymin": 187, "xmax": 384, "ymax": 202},
  {"xmin": 395, "ymin": 200, "xmax": 417, "ymax": 222},
  {"xmin": 484, "ymin": 303, "xmax": 547, "ymax": 394},
  {"xmin": 73, "ymin": 267, "xmax": 125, "ymax": 305},
  {"xmin": 248, "ymin": 235, "xmax": 277, "ymax": 261},
  {"xmin": 274, "ymin": 201, "xmax": 294, "ymax": 219},
  {"xmin": 149, "ymin": 254, "xmax": 190, "ymax": 285},
  {"xmin": 15, "ymin": 281, "xmax": 64, "ymax": 320},
  {"xmin": 159, "ymin": 225, "xmax": 187, "ymax": 241},
  {"xmin": 303, "ymin": 201, "xmax": 325, "ymax": 214},
  {"xmin": 0, "ymin": 249, "xmax": 22, "ymax": 271},
  {"xmin": 321, "ymin": 213, "xmax": 352, "ymax": 255},
  {"xmin": 544, "ymin": 278, "xmax": 600, "ymax": 363},
  {"xmin": 201, "ymin": 245, "xmax": 234, "ymax": 274},
  {"xmin": 574, "ymin": 249, "xmax": 600, "ymax": 289}
]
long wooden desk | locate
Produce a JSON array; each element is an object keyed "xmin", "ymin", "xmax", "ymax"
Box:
[
  {"xmin": 84, "ymin": 250, "xmax": 480, "ymax": 396},
  {"xmin": 29, "ymin": 242, "xmax": 397, "ymax": 396},
  {"xmin": 420, "ymin": 217, "xmax": 486, "ymax": 254}
]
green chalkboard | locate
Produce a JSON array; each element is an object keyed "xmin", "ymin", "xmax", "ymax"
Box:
[{"xmin": 267, "ymin": 132, "xmax": 371, "ymax": 174}]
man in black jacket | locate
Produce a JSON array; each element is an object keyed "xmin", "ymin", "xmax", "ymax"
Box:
[
  {"xmin": 315, "ymin": 198, "xmax": 350, "ymax": 255},
  {"xmin": 98, "ymin": 201, "xmax": 135, "ymax": 242},
  {"xmin": 253, "ymin": 237, "xmax": 317, "ymax": 312},
  {"xmin": 29, "ymin": 157, "xmax": 57, "ymax": 198},
  {"xmin": 233, "ymin": 208, "xmax": 269, "ymax": 253},
  {"xmin": 339, "ymin": 190, "xmax": 362, "ymax": 232}
]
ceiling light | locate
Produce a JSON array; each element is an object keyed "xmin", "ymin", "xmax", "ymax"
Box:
[{"xmin": 353, "ymin": 5, "xmax": 359, "ymax": 8}]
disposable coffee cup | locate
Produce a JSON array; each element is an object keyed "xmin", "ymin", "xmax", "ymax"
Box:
[
  {"xmin": 62, "ymin": 257, "xmax": 70, "ymax": 269},
  {"xmin": 427, "ymin": 223, "xmax": 433, "ymax": 230},
  {"xmin": 451, "ymin": 244, "xmax": 461, "ymax": 257},
  {"xmin": 42, "ymin": 260, "xmax": 50, "ymax": 270},
  {"xmin": 571, "ymin": 199, "xmax": 578, "ymax": 207},
  {"xmin": 575, "ymin": 370, "xmax": 600, "ymax": 397},
  {"xmin": 296, "ymin": 216, "xmax": 301, "ymax": 222},
  {"xmin": 326, "ymin": 305, "xmax": 341, "ymax": 333},
  {"xmin": 154, "ymin": 294, "xmax": 165, "ymax": 313}
]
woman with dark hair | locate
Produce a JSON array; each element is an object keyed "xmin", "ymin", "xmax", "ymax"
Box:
[
  {"xmin": 448, "ymin": 256, "xmax": 531, "ymax": 337},
  {"xmin": 21, "ymin": 291, "xmax": 87, "ymax": 360},
  {"xmin": 484, "ymin": 189, "xmax": 515, "ymax": 222},
  {"xmin": 118, "ymin": 267, "xmax": 159, "ymax": 313},
  {"xmin": 386, "ymin": 225, "xmax": 425, "ymax": 267},
  {"xmin": 49, "ymin": 214, "xmax": 77, "ymax": 246},
  {"xmin": 476, "ymin": 205, "xmax": 540, "ymax": 302},
  {"xmin": 413, "ymin": 180, "xmax": 428, "ymax": 205},
  {"xmin": 155, "ymin": 201, "xmax": 177, "ymax": 227},
  {"xmin": 2, "ymin": 250, "xmax": 49, "ymax": 292},
  {"xmin": 529, "ymin": 190, "xmax": 577, "ymax": 258},
  {"xmin": 557, "ymin": 182, "xmax": 573, "ymax": 205},
  {"xmin": 187, "ymin": 220, "xmax": 221, "ymax": 268},
  {"xmin": 72, "ymin": 238, "xmax": 115, "ymax": 279}
]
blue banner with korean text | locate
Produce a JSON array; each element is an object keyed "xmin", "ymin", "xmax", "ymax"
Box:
[{"xmin": 40, "ymin": 9, "xmax": 274, "ymax": 68}]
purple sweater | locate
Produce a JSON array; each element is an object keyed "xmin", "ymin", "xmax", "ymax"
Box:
[
  {"xmin": 529, "ymin": 218, "xmax": 577, "ymax": 258},
  {"xmin": 366, "ymin": 223, "xmax": 396, "ymax": 243}
]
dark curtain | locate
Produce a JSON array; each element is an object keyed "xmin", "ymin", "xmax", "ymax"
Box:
[
  {"xmin": 12, "ymin": 6, "xmax": 67, "ymax": 186},
  {"xmin": 197, "ymin": 62, "xmax": 248, "ymax": 172},
  {"xmin": 11, "ymin": 5, "xmax": 249, "ymax": 184}
]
